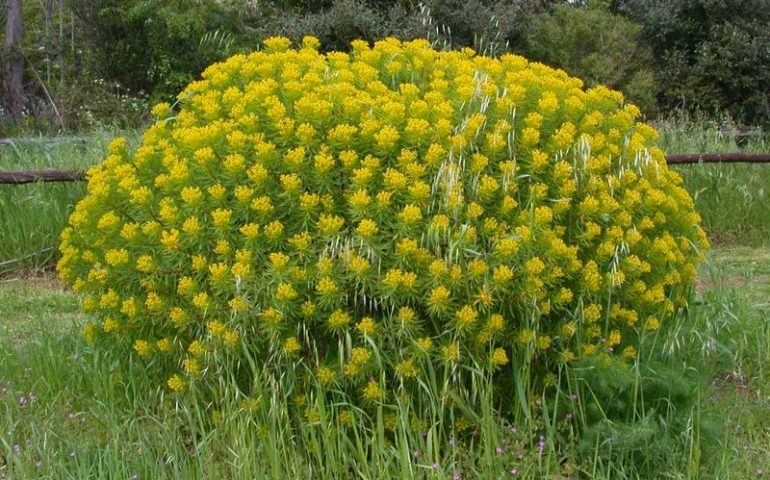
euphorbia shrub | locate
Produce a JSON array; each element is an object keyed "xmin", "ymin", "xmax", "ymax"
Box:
[{"xmin": 58, "ymin": 37, "xmax": 707, "ymax": 408}]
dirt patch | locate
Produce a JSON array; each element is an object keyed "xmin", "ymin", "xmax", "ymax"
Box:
[
  {"xmin": 709, "ymin": 370, "xmax": 760, "ymax": 403},
  {"xmin": 696, "ymin": 275, "xmax": 770, "ymax": 294},
  {"xmin": 0, "ymin": 269, "xmax": 67, "ymax": 291}
]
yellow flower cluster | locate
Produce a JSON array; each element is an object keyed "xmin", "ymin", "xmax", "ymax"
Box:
[{"xmin": 58, "ymin": 37, "xmax": 707, "ymax": 406}]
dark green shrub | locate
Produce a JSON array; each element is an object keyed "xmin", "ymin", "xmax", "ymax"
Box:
[
  {"xmin": 253, "ymin": 0, "xmax": 546, "ymax": 56},
  {"xmin": 69, "ymin": 0, "xmax": 247, "ymax": 101},
  {"xmin": 416, "ymin": 0, "xmax": 537, "ymax": 56},
  {"xmin": 253, "ymin": 0, "xmax": 399, "ymax": 52},
  {"xmin": 521, "ymin": 4, "xmax": 659, "ymax": 116},
  {"xmin": 619, "ymin": 0, "xmax": 770, "ymax": 125}
]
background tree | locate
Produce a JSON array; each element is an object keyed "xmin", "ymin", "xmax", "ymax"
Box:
[
  {"xmin": 520, "ymin": 3, "xmax": 658, "ymax": 115},
  {"xmin": 3, "ymin": 0, "xmax": 25, "ymax": 121}
]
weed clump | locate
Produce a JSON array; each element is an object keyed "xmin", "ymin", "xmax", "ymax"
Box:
[{"xmin": 57, "ymin": 37, "xmax": 707, "ymax": 411}]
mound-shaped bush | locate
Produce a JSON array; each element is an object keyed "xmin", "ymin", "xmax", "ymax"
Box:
[{"xmin": 58, "ymin": 37, "xmax": 707, "ymax": 409}]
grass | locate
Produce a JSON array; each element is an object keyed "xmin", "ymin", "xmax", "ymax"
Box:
[
  {"xmin": 0, "ymin": 131, "xmax": 136, "ymax": 275},
  {"xmin": 0, "ymin": 275, "xmax": 536, "ymax": 479},
  {"xmin": 657, "ymin": 117, "xmax": 770, "ymax": 245},
  {"xmin": 0, "ymin": 247, "xmax": 768, "ymax": 478},
  {"xmin": 675, "ymin": 247, "xmax": 770, "ymax": 477}
]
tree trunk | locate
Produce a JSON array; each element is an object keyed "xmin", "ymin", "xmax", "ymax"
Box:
[{"xmin": 3, "ymin": 0, "xmax": 25, "ymax": 121}]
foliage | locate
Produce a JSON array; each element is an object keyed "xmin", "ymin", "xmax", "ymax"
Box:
[
  {"xmin": 68, "ymin": 0, "xmax": 246, "ymax": 102},
  {"xmin": 414, "ymin": 0, "xmax": 538, "ymax": 56},
  {"xmin": 619, "ymin": 0, "xmax": 770, "ymax": 126},
  {"xmin": 57, "ymin": 38, "xmax": 708, "ymax": 422},
  {"xmin": 253, "ymin": 0, "xmax": 405, "ymax": 53},
  {"xmin": 4, "ymin": 0, "xmax": 768, "ymax": 128},
  {"xmin": 254, "ymin": 0, "xmax": 548, "ymax": 57},
  {"xmin": 521, "ymin": 4, "xmax": 658, "ymax": 116}
]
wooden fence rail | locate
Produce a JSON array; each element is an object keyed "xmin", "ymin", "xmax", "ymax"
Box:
[
  {"xmin": 1, "ymin": 153, "xmax": 769, "ymax": 185},
  {"xmin": 0, "ymin": 170, "xmax": 86, "ymax": 184},
  {"xmin": 666, "ymin": 153, "xmax": 770, "ymax": 164},
  {"xmin": 0, "ymin": 136, "xmax": 90, "ymax": 146}
]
